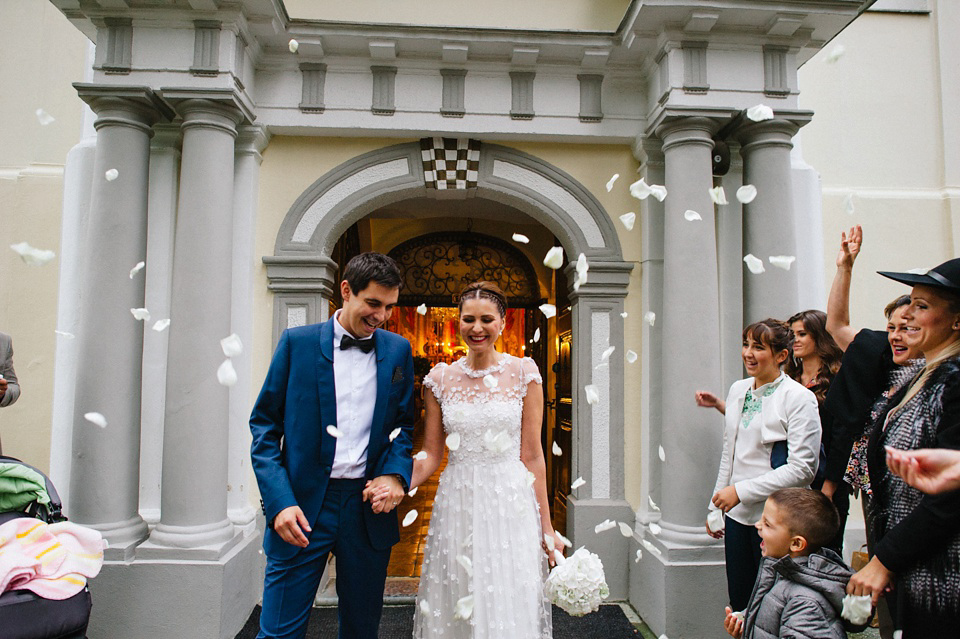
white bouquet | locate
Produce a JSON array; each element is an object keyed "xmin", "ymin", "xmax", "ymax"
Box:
[{"xmin": 544, "ymin": 547, "xmax": 610, "ymax": 616}]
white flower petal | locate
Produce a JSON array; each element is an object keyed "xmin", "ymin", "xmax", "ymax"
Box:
[
  {"xmin": 129, "ymin": 261, "xmax": 145, "ymax": 278},
  {"xmin": 619, "ymin": 212, "xmax": 636, "ymax": 231},
  {"xmin": 743, "ymin": 254, "xmax": 765, "ymax": 274},
  {"xmin": 84, "ymin": 412, "xmax": 107, "ymax": 428},
  {"xmin": 644, "ymin": 312, "xmax": 656, "ymax": 327},
  {"xmin": 649, "ymin": 522, "xmax": 662, "ymax": 536},
  {"xmin": 416, "ymin": 303, "xmax": 427, "ymax": 315},
  {"xmin": 709, "ymin": 186, "xmax": 729, "ymax": 206},
  {"xmin": 526, "ymin": 470, "xmax": 536, "ymax": 487},
  {"xmin": 408, "ymin": 486, "xmax": 418, "ymax": 497},
  {"xmin": 584, "ymin": 384, "xmax": 599, "ymax": 405},
  {"xmin": 217, "ymin": 359, "xmax": 238, "ymax": 386},
  {"xmin": 907, "ymin": 267, "xmax": 929, "ymax": 275},
  {"xmin": 221, "ymin": 333, "xmax": 243, "ymax": 357},
  {"xmin": 620, "ymin": 311, "xmax": 628, "ymax": 318},
  {"xmin": 35, "ymin": 108, "xmax": 55, "ymax": 125},
  {"xmin": 552, "ymin": 441, "xmax": 563, "ymax": 456},
  {"xmin": 683, "ymin": 209, "xmax": 702, "ymax": 222},
  {"xmin": 543, "ymin": 246, "xmax": 564, "ymax": 270},
  {"xmin": 642, "ymin": 538, "xmax": 662, "ymax": 557},
  {"xmin": 893, "ymin": 630, "xmax": 903, "ymax": 639},
  {"xmin": 746, "ymin": 104, "xmax": 774, "ymax": 122},
  {"xmin": 389, "ymin": 427, "xmax": 401, "ymax": 441},
  {"xmin": 648, "ymin": 496, "xmax": 660, "ymax": 512},
  {"xmin": 843, "ymin": 193, "xmax": 855, "ymax": 215},
  {"xmin": 288, "ymin": 38, "xmax": 299, "ymax": 53},
  {"xmin": 736, "ymin": 184, "xmax": 757, "ymax": 204},
  {"xmin": 419, "ymin": 600, "xmax": 431, "ymax": 615},
  {"xmin": 10, "ymin": 242, "xmax": 56, "ymax": 266},
  {"xmin": 841, "ymin": 594, "xmax": 873, "ymax": 626},
  {"xmin": 533, "ymin": 327, "xmax": 541, "ymax": 343},
  {"xmin": 649, "ymin": 184, "xmax": 668, "ymax": 202},
  {"xmin": 55, "ymin": 330, "xmax": 75, "ymax": 339},
  {"xmin": 456, "ymin": 554, "xmax": 473, "ymax": 577},
  {"xmin": 605, "ymin": 173, "xmax": 619, "ymax": 192},
  {"xmin": 512, "ymin": 233, "xmax": 530, "ymax": 244},
  {"xmin": 594, "ymin": 519, "xmax": 616, "ymax": 534},
  {"xmin": 454, "ymin": 594, "xmax": 474, "ymax": 620},
  {"xmin": 571, "ymin": 476, "xmax": 586, "ymax": 490},
  {"xmin": 152, "ymin": 319, "xmax": 170, "ymax": 332},
  {"xmin": 576, "ymin": 253, "xmax": 588, "ymax": 275},
  {"xmin": 635, "ymin": 548, "xmax": 643, "ymax": 563},
  {"xmin": 601, "ymin": 346, "xmax": 615, "ymax": 362},
  {"xmin": 446, "ymin": 432, "xmax": 461, "ymax": 451},
  {"xmin": 618, "ymin": 522, "xmax": 633, "ymax": 537},
  {"xmin": 105, "ymin": 169, "xmax": 119, "ymax": 181},
  {"xmin": 629, "ymin": 178, "xmax": 653, "ymax": 200},
  {"xmin": 482, "ymin": 374, "xmax": 498, "ymax": 389},
  {"xmin": 402, "ymin": 510, "xmax": 418, "ymax": 527},
  {"xmin": 414, "ymin": 451, "xmax": 428, "ymax": 461},
  {"xmin": 768, "ymin": 255, "xmax": 796, "ymax": 271},
  {"xmin": 626, "ymin": 349, "xmax": 638, "ymax": 364},
  {"xmin": 556, "ymin": 531, "xmax": 572, "ymax": 548},
  {"xmin": 539, "ymin": 303, "xmax": 557, "ymax": 319},
  {"xmin": 707, "ymin": 509, "xmax": 725, "ymax": 533},
  {"xmin": 544, "ymin": 533, "xmax": 556, "ymax": 551},
  {"xmin": 552, "ymin": 548, "xmax": 566, "ymax": 566},
  {"xmin": 326, "ymin": 425, "xmax": 343, "ymax": 438},
  {"xmin": 658, "ymin": 445, "xmax": 666, "ymax": 462},
  {"xmin": 825, "ymin": 44, "xmax": 845, "ymax": 64},
  {"xmin": 130, "ymin": 308, "xmax": 151, "ymax": 322}
]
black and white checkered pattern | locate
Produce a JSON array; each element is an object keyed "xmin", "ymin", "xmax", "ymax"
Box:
[{"xmin": 420, "ymin": 137, "xmax": 481, "ymax": 190}]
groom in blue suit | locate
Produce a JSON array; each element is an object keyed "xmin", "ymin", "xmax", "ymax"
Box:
[{"xmin": 250, "ymin": 252, "xmax": 415, "ymax": 639}]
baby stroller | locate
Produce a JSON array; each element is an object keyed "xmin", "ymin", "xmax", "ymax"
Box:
[{"xmin": 0, "ymin": 455, "xmax": 92, "ymax": 639}]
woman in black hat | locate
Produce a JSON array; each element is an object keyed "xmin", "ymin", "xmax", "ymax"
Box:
[{"xmin": 847, "ymin": 257, "xmax": 960, "ymax": 637}]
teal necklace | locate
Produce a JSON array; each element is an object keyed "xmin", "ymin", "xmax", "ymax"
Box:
[{"xmin": 741, "ymin": 376, "xmax": 782, "ymax": 428}]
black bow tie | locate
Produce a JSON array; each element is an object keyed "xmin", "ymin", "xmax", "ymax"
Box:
[{"xmin": 340, "ymin": 335, "xmax": 375, "ymax": 353}]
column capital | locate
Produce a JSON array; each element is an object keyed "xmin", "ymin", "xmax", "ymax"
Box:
[
  {"xmin": 150, "ymin": 123, "xmax": 183, "ymax": 152},
  {"xmin": 633, "ymin": 135, "xmax": 664, "ymax": 170},
  {"xmin": 735, "ymin": 116, "xmax": 808, "ymax": 153},
  {"xmin": 157, "ymin": 87, "xmax": 256, "ymax": 126},
  {"xmin": 263, "ymin": 254, "xmax": 339, "ymax": 296},
  {"xmin": 73, "ymin": 83, "xmax": 175, "ymax": 133},
  {"xmin": 236, "ymin": 124, "xmax": 272, "ymax": 159},
  {"xmin": 565, "ymin": 260, "xmax": 634, "ymax": 301},
  {"xmin": 656, "ymin": 116, "xmax": 720, "ymax": 153}
]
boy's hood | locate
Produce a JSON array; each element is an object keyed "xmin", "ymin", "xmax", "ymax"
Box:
[{"xmin": 772, "ymin": 548, "xmax": 853, "ymax": 615}]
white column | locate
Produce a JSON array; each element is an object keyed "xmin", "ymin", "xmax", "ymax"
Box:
[
  {"xmin": 737, "ymin": 118, "xmax": 802, "ymax": 321},
  {"xmin": 228, "ymin": 125, "xmax": 270, "ymax": 533},
  {"xmin": 146, "ymin": 98, "xmax": 244, "ymax": 552},
  {"xmin": 69, "ymin": 86, "xmax": 171, "ymax": 555}
]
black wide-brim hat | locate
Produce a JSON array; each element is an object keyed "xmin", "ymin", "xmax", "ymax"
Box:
[{"xmin": 879, "ymin": 257, "xmax": 960, "ymax": 294}]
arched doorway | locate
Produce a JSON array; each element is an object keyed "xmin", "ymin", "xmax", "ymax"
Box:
[{"xmin": 264, "ymin": 139, "xmax": 635, "ymax": 597}]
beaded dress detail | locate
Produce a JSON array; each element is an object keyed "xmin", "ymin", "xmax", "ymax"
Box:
[{"xmin": 414, "ymin": 354, "xmax": 551, "ymax": 639}]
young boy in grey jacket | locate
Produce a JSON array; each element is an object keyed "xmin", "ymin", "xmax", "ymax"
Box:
[{"xmin": 723, "ymin": 488, "xmax": 868, "ymax": 639}]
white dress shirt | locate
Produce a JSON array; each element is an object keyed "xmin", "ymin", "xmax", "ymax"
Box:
[{"xmin": 331, "ymin": 310, "xmax": 378, "ymax": 479}]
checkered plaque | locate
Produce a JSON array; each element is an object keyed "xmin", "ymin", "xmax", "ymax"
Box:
[{"xmin": 420, "ymin": 137, "xmax": 481, "ymax": 190}]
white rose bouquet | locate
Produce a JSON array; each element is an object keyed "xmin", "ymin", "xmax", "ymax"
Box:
[{"xmin": 544, "ymin": 547, "xmax": 610, "ymax": 616}]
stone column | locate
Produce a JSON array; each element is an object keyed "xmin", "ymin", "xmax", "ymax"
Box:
[
  {"xmin": 228, "ymin": 125, "xmax": 270, "ymax": 533},
  {"xmin": 69, "ymin": 85, "xmax": 171, "ymax": 556},
  {"xmin": 145, "ymin": 98, "xmax": 244, "ymax": 553},
  {"xmin": 737, "ymin": 118, "xmax": 802, "ymax": 321}
]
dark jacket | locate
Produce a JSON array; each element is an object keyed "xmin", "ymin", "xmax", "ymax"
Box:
[{"xmin": 740, "ymin": 549, "xmax": 866, "ymax": 639}]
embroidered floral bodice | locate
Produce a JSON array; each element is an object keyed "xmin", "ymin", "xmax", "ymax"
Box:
[{"xmin": 422, "ymin": 354, "xmax": 543, "ymax": 466}]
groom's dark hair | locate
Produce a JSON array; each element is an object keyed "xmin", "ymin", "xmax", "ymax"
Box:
[{"xmin": 343, "ymin": 252, "xmax": 403, "ymax": 294}]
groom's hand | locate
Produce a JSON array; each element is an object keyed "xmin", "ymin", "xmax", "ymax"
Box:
[
  {"xmin": 273, "ymin": 505, "xmax": 311, "ymax": 548},
  {"xmin": 364, "ymin": 475, "xmax": 405, "ymax": 514}
]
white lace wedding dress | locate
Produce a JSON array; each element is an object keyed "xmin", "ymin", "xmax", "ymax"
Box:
[{"xmin": 414, "ymin": 353, "xmax": 552, "ymax": 639}]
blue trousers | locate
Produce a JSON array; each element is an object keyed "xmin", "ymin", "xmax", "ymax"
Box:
[
  {"xmin": 724, "ymin": 516, "xmax": 763, "ymax": 612},
  {"xmin": 258, "ymin": 479, "xmax": 391, "ymax": 639}
]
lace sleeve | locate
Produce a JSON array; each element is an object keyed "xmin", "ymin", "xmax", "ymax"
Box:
[
  {"xmin": 422, "ymin": 362, "xmax": 447, "ymax": 402},
  {"xmin": 520, "ymin": 356, "xmax": 543, "ymax": 387}
]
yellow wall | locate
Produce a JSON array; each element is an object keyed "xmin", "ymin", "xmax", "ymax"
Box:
[
  {"xmin": 0, "ymin": 1, "xmax": 89, "ymax": 472},
  {"xmin": 283, "ymin": 0, "xmax": 630, "ymax": 32}
]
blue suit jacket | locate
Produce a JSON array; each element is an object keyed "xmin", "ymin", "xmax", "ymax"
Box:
[{"xmin": 250, "ymin": 318, "xmax": 415, "ymax": 560}]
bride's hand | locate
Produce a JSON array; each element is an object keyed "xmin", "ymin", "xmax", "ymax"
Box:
[{"xmin": 542, "ymin": 529, "xmax": 565, "ymax": 567}]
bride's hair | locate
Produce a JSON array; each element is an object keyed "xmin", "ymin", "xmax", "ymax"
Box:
[{"xmin": 459, "ymin": 281, "xmax": 507, "ymax": 318}]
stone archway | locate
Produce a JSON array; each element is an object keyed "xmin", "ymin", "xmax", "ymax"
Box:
[{"xmin": 264, "ymin": 140, "xmax": 635, "ymax": 597}]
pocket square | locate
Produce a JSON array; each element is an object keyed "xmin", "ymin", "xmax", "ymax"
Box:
[{"xmin": 392, "ymin": 366, "xmax": 404, "ymax": 383}]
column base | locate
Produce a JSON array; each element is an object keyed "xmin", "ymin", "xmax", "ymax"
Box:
[
  {"xmin": 139, "ymin": 518, "xmax": 239, "ymax": 560},
  {"xmin": 83, "ymin": 515, "xmax": 149, "ymax": 561},
  {"xmin": 629, "ymin": 527, "xmax": 726, "ymax": 638},
  {"xmin": 567, "ymin": 497, "xmax": 634, "ymax": 600},
  {"xmin": 87, "ymin": 529, "xmax": 263, "ymax": 639}
]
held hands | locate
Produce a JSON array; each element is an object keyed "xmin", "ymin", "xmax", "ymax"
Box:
[
  {"xmin": 273, "ymin": 505, "xmax": 311, "ymax": 548},
  {"xmin": 847, "ymin": 556, "xmax": 894, "ymax": 606},
  {"xmin": 837, "ymin": 225, "xmax": 862, "ymax": 270},
  {"xmin": 712, "ymin": 486, "xmax": 740, "ymax": 513},
  {"xmin": 362, "ymin": 475, "xmax": 406, "ymax": 514},
  {"xmin": 886, "ymin": 447, "xmax": 960, "ymax": 495},
  {"xmin": 723, "ymin": 606, "xmax": 744, "ymax": 638}
]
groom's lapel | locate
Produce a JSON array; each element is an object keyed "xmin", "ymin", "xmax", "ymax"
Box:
[
  {"xmin": 368, "ymin": 330, "xmax": 392, "ymax": 463},
  {"xmin": 317, "ymin": 319, "xmax": 337, "ymax": 431}
]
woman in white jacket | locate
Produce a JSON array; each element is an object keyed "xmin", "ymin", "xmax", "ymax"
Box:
[{"xmin": 695, "ymin": 318, "xmax": 822, "ymax": 612}]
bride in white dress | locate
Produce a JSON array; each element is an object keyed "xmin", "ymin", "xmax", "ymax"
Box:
[{"xmin": 411, "ymin": 281, "xmax": 560, "ymax": 638}]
